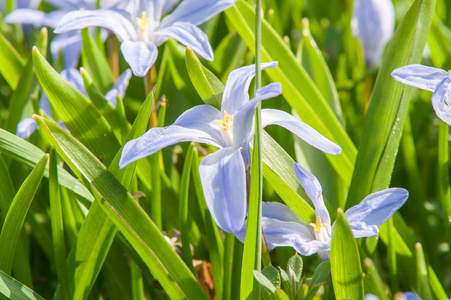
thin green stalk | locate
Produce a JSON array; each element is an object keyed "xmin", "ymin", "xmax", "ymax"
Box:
[
  {"xmin": 438, "ymin": 121, "xmax": 451, "ymax": 256},
  {"xmin": 240, "ymin": 0, "xmax": 263, "ymax": 298},
  {"xmin": 131, "ymin": 259, "xmax": 144, "ymax": 300},
  {"xmin": 387, "ymin": 218, "xmax": 398, "ymax": 293},
  {"xmin": 179, "ymin": 143, "xmax": 196, "ymax": 273},
  {"xmin": 223, "ymin": 233, "xmax": 236, "ymax": 300},
  {"xmin": 415, "ymin": 243, "xmax": 433, "ymax": 300}
]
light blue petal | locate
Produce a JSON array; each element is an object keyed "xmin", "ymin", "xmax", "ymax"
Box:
[
  {"xmin": 61, "ymin": 68, "xmax": 86, "ymax": 94},
  {"xmin": 291, "ymin": 235, "xmax": 330, "ymax": 258},
  {"xmin": 232, "ymin": 82, "xmax": 282, "ymax": 148},
  {"xmin": 160, "ymin": 0, "xmax": 236, "ymax": 28},
  {"xmin": 154, "ymin": 21, "xmax": 213, "ymax": 60},
  {"xmin": 50, "ymin": 33, "xmax": 82, "ymax": 69},
  {"xmin": 16, "ymin": 118, "xmax": 38, "ymax": 139},
  {"xmin": 364, "ymin": 294, "xmax": 380, "ymax": 300},
  {"xmin": 345, "ymin": 188, "xmax": 409, "ymax": 238},
  {"xmin": 221, "ymin": 62, "xmax": 277, "ymax": 115},
  {"xmin": 121, "ymin": 40, "xmax": 157, "ymax": 77},
  {"xmin": 120, "ymin": 105, "xmax": 223, "ymax": 168},
  {"xmin": 55, "ymin": 9, "xmax": 137, "ymax": 41},
  {"xmin": 293, "ymin": 163, "xmax": 331, "ymax": 230},
  {"xmin": 352, "ymin": 0, "xmax": 394, "ymax": 66},
  {"xmin": 403, "ymin": 292, "xmax": 422, "ymax": 300},
  {"xmin": 104, "ymin": 69, "xmax": 132, "ymax": 106},
  {"xmin": 261, "ymin": 109, "xmax": 342, "ymax": 155},
  {"xmin": 261, "ymin": 201, "xmax": 307, "ymax": 224},
  {"xmin": 431, "ymin": 76, "xmax": 451, "ymax": 126},
  {"xmin": 5, "ymin": 9, "xmax": 48, "ymax": 27},
  {"xmin": 199, "ymin": 147, "xmax": 246, "ymax": 233},
  {"xmin": 391, "ymin": 64, "xmax": 449, "ymax": 92}
]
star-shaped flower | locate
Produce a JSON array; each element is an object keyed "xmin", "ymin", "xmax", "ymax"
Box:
[
  {"xmin": 54, "ymin": 0, "xmax": 237, "ymax": 76},
  {"xmin": 119, "ymin": 62, "xmax": 341, "ymax": 234},
  {"xmin": 236, "ymin": 163, "xmax": 408, "ymax": 260},
  {"xmin": 392, "ymin": 64, "xmax": 451, "ymax": 125}
]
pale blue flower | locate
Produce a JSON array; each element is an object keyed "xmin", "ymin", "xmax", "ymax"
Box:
[
  {"xmin": 391, "ymin": 64, "xmax": 451, "ymax": 126},
  {"xmin": 236, "ymin": 163, "xmax": 408, "ymax": 260},
  {"xmin": 17, "ymin": 68, "xmax": 131, "ymax": 138},
  {"xmin": 119, "ymin": 62, "xmax": 342, "ymax": 233},
  {"xmin": 54, "ymin": 0, "xmax": 237, "ymax": 77},
  {"xmin": 5, "ymin": 0, "xmax": 126, "ymax": 68},
  {"xmin": 352, "ymin": 0, "xmax": 395, "ymax": 67}
]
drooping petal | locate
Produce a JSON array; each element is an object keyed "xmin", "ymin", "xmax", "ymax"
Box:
[
  {"xmin": 221, "ymin": 62, "xmax": 278, "ymax": 115},
  {"xmin": 391, "ymin": 64, "xmax": 449, "ymax": 92},
  {"xmin": 154, "ymin": 22, "xmax": 213, "ymax": 60},
  {"xmin": 160, "ymin": 0, "xmax": 236, "ymax": 28},
  {"xmin": 261, "ymin": 109, "xmax": 342, "ymax": 156},
  {"xmin": 291, "ymin": 234, "xmax": 330, "ymax": 258},
  {"xmin": 431, "ymin": 76, "xmax": 451, "ymax": 126},
  {"xmin": 55, "ymin": 9, "xmax": 137, "ymax": 41},
  {"xmin": 345, "ymin": 188, "xmax": 409, "ymax": 238},
  {"xmin": 352, "ymin": 0, "xmax": 394, "ymax": 66},
  {"xmin": 5, "ymin": 9, "xmax": 47, "ymax": 27},
  {"xmin": 120, "ymin": 40, "xmax": 157, "ymax": 77},
  {"xmin": 293, "ymin": 163, "xmax": 331, "ymax": 229},
  {"xmin": 120, "ymin": 105, "xmax": 223, "ymax": 168},
  {"xmin": 16, "ymin": 118, "xmax": 38, "ymax": 139},
  {"xmin": 262, "ymin": 218, "xmax": 314, "ymax": 250},
  {"xmin": 50, "ymin": 33, "xmax": 82, "ymax": 69},
  {"xmin": 199, "ymin": 147, "xmax": 246, "ymax": 233},
  {"xmin": 105, "ymin": 69, "xmax": 132, "ymax": 106},
  {"xmin": 232, "ymin": 82, "xmax": 282, "ymax": 148}
]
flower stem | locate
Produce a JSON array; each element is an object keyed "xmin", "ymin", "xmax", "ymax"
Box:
[
  {"xmin": 240, "ymin": 0, "xmax": 263, "ymax": 298},
  {"xmin": 438, "ymin": 121, "xmax": 451, "ymax": 259}
]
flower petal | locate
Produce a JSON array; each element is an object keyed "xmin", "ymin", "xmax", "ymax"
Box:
[
  {"xmin": 199, "ymin": 147, "xmax": 246, "ymax": 233},
  {"xmin": 232, "ymin": 82, "xmax": 282, "ymax": 148},
  {"xmin": 261, "ymin": 201, "xmax": 307, "ymax": 224},
  {"xmin": 261, "ymin": 109, "xmax": 342, "ymax": 155},
  {"xmin": 431, "ymin": 76, "xmax": 451, "ymax": 126},
  {"xmin": 160, "ymin": 0, "xmax": 236, "ymax": 28},
  {"xmin": 345, "ymin": 188, "xmax": 409, "ymax": 238},
  {"xmin": 61, "ymin": 68, "xmax": 86, "ymax": 94},
  {"xmin": 391, "ymin": 64, "xmax": 449, "ymax": 92},
  {"xmin": 120, "ymin": 40, "xmax": 157, "ymax": 77},
  {"xmin": 293, "ymin": 163, "xmax": 331, "ymax": 229},
  {"xmin": 120, "ymin": 105, "xmax": 223, "ymax": 168},
  {"xmin": 16, "ymin": 118, "xmax": 38, "ymax": 139},
  {"xmin": 291, "ymin": 237, "xmax": 330, "ymax": 259},
  {"xmin": 221, "ymin": 62, "xmax": 278, "ymax": 115},
  {"xmin": 154, "ymin": 21, "xmax": 213, "ymax": 61},
  {"xmin": 5, "ymin": 9, "xmax": 48, "ymax": 27},
  {"xmin": 55, "ymin": 9, "xmax": 137, "ymax": 41},
  {"xmin": 105, "ymin": 69, "xmax": 132, "ymax": 106},
  {"xmin": 50, "ymin": 33, "xmax": 82, "ymax": 69}
]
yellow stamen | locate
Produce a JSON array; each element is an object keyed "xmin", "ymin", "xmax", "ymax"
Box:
[
  {"xmin": 215, "ymin": 111, "xmax": 234, "ymax": 130},
  {"xmin": 310, "ymin": 216, "xmax": 326, "ymax": 234},
  {"xmin": 136, "ymin": 12, "xmax": 150, "ymax": 32}
]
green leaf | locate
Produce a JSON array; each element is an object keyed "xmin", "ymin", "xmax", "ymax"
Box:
[
  {"xmin": 330, "ymin": 209, "xmax": 363, "ymax": 300},
  {"xmin": 0, "ymin": 128, "xmax": 93, "ymax": 203},
  {"xmin": 287, "ymin": 254, "xmax": 303, "ymax": 283},
  {"xmin": 0, "ymin": 32, "xmax": 25, "ymax": 89},
  {"xmin": 347, "ymin": 0, "xmax": 436, "ymax": 206},
  {"xmin": 34, "ymin": 116, "xmax": 208, "ymax": 300},
  {"xmin": 80, "ymin": 28, "xmax": 114, "ymax": 94},
  {"xmin": 274, "ymin": 289, "xmax": 290, "ymax": 300},
  {"xmin": 262, "ymin": 265, "xmax": 281, "ymax": 290},
  {"xmin": 305, "ymin": 261, "xmax": 330, "ymax": 300},
  {"xmin": 185, "ymin": 45, "xmax": 223, "ymax": 109},
  {"xmin": 0, "ymin": 154, "xmax": 48, "ymax": 275},
  {"xmin": 0, "ymin": 270, "xmax": 45, "ymax": 300},
  {"xmin": 253, "ymin": 270, "xmax": 277, "ymax": 294},
  {"xmin": 32, "ymin": 47, "xmax": 120, "ymax": 165}
]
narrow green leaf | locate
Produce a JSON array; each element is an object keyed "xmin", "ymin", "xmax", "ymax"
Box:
[
  {"xmin": 0, "ymin": 270, "xmax": 45, "ymax": 300},
  {"xmin": 347, "ymin": 0, "xmax": 436, "ymax": 206},
  {"xmin": 33, "ymin": 47, "xmax": 120, "ymax": 164},
  {"xmin": 253, "ymin": 270, "xmax": 277, "ymax": 294},
  {"xmin": 185, "ymin": 46, "xmax": 223, "ymax": 109},
  {"xmin": 35, "ymin": 116, "xmax": 208, "ymax": 300},
  {"xmin": 305, "ymin": 261, "xmax": 330, "ymax": 300},
  {"xmin": 330, "ymin": 209, "xmax": 363, "ymax": 300},
  {"xmin": 80, "ymin": 28, "xmax": 114, "ymax": 94},
  {"xmin": 0, "ymin": 128, "xmax": 93, "ymax": 203},
  {"xmin": 49, "ymin": 149, "xmax": 71, "ymax": 300},
  {"xmin": 0, "ymin": 32, "xmax": 25, "ymax": 89},
  {"xmin": 274, "ymin": 289, "xmax": 290, "ymax": 300},
  {"xmin": 415, "ymin": 243, "xmax": 433, "ymax": 300},
  {"xmin": 0, "ymin": 154, "xmax": 48, "ymax": 275},
  {"xmin": 363, "ymin": 258, "xmax": 389, "ymax": 300}
]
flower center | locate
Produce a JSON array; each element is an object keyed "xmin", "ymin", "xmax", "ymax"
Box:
[
  {"xmin": 136, "ymin": 12, "xmax": 150, "ymax": 32},
  {"xmin": 310, "ymin": 216, "xmax": 329, "ymax": 242},
  {"xmin": 216, "ymin": 111, "xmax": 234, "ymax": 146}
]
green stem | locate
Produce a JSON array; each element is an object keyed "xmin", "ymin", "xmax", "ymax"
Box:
[{"xmin": 438, "ymin": 121, "xmax": 451, "ymax": 259}]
